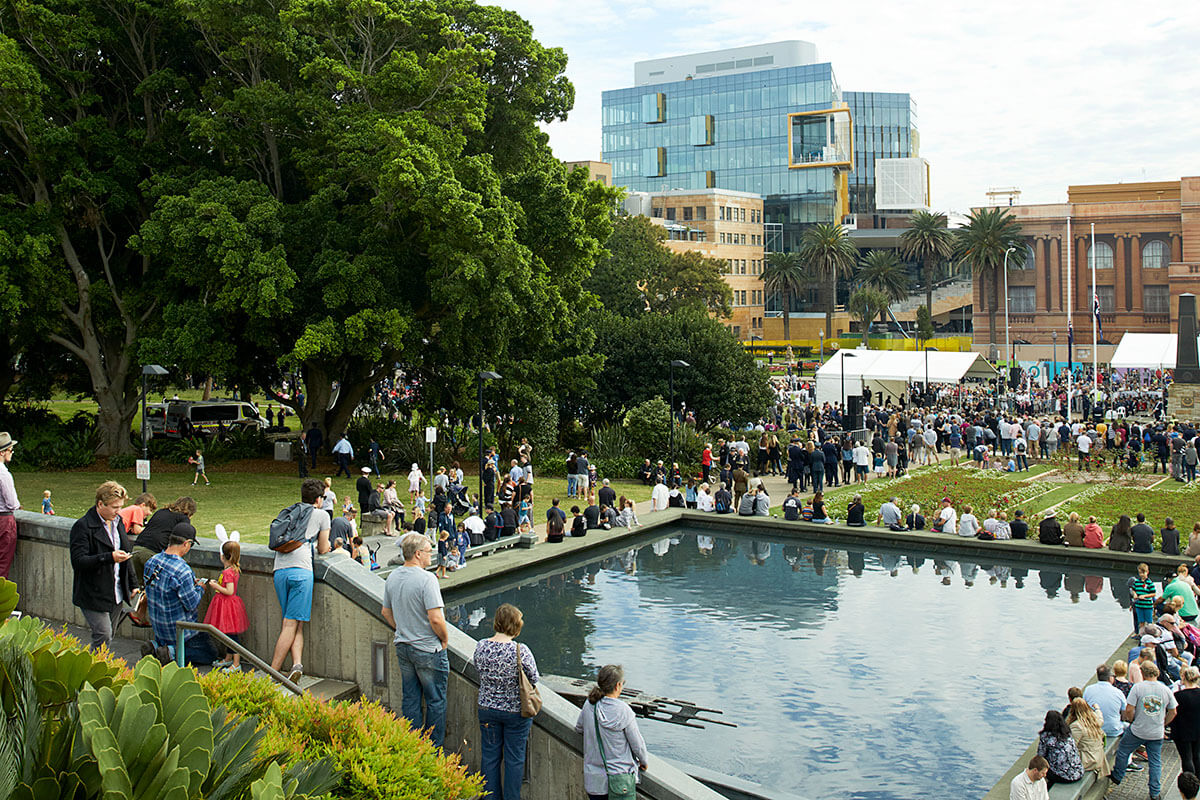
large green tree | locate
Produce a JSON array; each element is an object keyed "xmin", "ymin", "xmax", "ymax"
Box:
[
  {"xmin": 799, "ymin": 222, "xmax": 857, "ymax": 339},
  {"xmin": 0, "ymin": 0, "xmax": 614, "ymax": 451},
  {"xmin": 587, "ymin": 215, "xmax": 731, "ymax": 318},
  {"xmin": 761, "ymin": 252, "xmax": 807, "ymax": 342},
  {"xmin": 847, "ymin": 288, "xmax": 890, "ymax": 347},
  {"xmin": 855, "ymin": 249, "xmax": 909, "ymax": 313},
  {"xmin": 955, "ymin": 207, "xmax": 1025, "ymax": 350},
  {"xmin": 580, "ymin": 309, "xmax": 770, "ymax": 431},
  {"xmin": 900, "ymin": 210, "xmax": 954, "ymax": 316}
]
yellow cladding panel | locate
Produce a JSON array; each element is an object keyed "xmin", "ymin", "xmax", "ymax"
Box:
[
  {"xmin": 786, "ymin": 107, "xmax": 854, "ymax": 170},
  {"xmin": 837, "ymin": 171, "xmax": 849, "ymax": 220}
]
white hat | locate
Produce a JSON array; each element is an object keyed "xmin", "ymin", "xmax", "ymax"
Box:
[{"xmin": 361, "ymin": 466, "xmax": 372, "ymax": 473}]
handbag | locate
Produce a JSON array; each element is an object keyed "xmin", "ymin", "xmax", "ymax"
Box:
[
  {"xmin": 593, "ymin": 702, "xmax": 637, "ymax": 799},
  {"xmin": 515, "ymin": 642, "xmax": 541, "ymax": 718}
]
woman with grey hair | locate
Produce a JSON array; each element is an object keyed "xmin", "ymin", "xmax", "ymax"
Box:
[{"xmin": 575, "ymin": 665, "xmax": 649, "ymax": 800}]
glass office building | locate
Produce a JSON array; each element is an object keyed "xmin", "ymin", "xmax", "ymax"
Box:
[{"xmin": 601, "ymin": 42, "xmax": 919, "ymax": 255}]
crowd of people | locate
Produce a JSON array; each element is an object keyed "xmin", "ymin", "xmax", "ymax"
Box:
[{"xmin": 1010, "ymin": 557, "xmax": 1200, "ymax": 800}]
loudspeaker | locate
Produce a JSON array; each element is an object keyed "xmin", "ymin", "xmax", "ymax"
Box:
[
  {"xmin": 845, "ymin": 395, "xmax": 863, "ymax": 431},
  {"xmin": 1009, "ymin": 366, "xmax": 1021, "ymax": 390}
]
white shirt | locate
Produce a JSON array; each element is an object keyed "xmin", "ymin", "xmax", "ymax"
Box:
[
  {"xmin": 1009, "ymin": 770, "xmax": 1048, "ymax": 800},
  {"xmin": 939, "ymin": 506, "xmax": 958, "ymax": 536},
  {"xmin": 853, "ymin": 445, "xmax": 871, "ymax": 466},
  {"xmin": 958, "ymin": 513, "xmax": 979, "ymax": 538},
  {"xmin": 650, "ymin": 483, "xmax": 670, "ymax": 511},
  {"xmin": 463, "ymin": 515, "xmax": 486, "ymax": 535},
  {"xmin": 1076, "ymin": 434, "xmax": 1091, "ymax": 453},
  {"xmin": 697, "ymin": 490, "xmax": 715, "ymax": 512}
]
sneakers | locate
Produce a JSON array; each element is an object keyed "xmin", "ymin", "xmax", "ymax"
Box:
[
  {"xmin": 212, "ymin": 659, "xmax": 233, "ymax": 670},
  {"xmin": 1126, "ymin": 761, "xmax": 1144, "ymax": 772},
  {"xmin": 221, "ymin": 664, "xmax": 241, "ymax": 674},
  {"xmin": 287, "ymin": 663, "xmax": 303, "ymax": 683}
]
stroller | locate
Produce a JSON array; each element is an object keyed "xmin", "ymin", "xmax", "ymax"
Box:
[{"xmin": 448, "ymin": 482, "xmax": 472, "ymax": 516}]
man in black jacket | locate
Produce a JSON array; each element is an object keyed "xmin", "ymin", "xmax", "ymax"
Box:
[
  {"xmin": 70, "ymin": 480, "xmax": 136, "ymax": 651},
  {"xmin": 306, "ymin": 423, "xmax": 324, "ymax": 469}
]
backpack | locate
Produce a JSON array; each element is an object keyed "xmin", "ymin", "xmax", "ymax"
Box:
[
  {"xmin": 715, "ymin": 494, "xmax": 729, "ymax": 513},
  {"xmin": 269, "ymin": 502, "xmax": 314, "ymax": 553}
]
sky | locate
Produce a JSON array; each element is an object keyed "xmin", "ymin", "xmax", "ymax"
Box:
[{"xmin": 494, "ymin": 0, "xmax": 1200, "ymax": 214}]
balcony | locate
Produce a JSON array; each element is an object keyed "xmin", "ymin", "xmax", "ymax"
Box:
[
  {"xmin": 787, "ymin": 107, "xmax": 853, "ymax": 170},
  {"xmin": 1143, "ymin": 313, "xmax": 1169, "ymax": 325}
]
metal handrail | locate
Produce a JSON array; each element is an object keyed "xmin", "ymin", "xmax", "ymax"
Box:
[{"xmin": 174, "ymin": 621, "xmax": 303, "ymax": 695}]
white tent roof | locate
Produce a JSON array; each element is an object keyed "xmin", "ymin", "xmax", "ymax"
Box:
[
  {"xmin": 814, "ymin": 349, "xmax": 997, "ymax": 406},
  {"xmin": 1109, "ymin": 333, "xmax": 1195, "ymax": 370},
  {"xmin": 815, "ymin": 348, "xmax": 997, "ymax": 384}
]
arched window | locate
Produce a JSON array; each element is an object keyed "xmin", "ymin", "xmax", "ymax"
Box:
[
  {"xmin": 1019, "ymin": 242, "xmax": 1036, "ymax": 270},
  {"xmin": 1088, "ymin": 242, "xmax": 1113, "ymax": 269},
  {"xmin": 1142, "ymin": 239, "xmax": 1169, "ymax": 269}
]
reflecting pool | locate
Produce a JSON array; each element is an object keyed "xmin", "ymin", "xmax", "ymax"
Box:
[{"xmin": 445, "ymin": 529, "xmax": 1133, "ymax": 800}]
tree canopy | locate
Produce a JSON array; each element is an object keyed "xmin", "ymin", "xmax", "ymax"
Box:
[{"xmin": 0, "ymin": 0, "xmax": 616, "ymax": 451}]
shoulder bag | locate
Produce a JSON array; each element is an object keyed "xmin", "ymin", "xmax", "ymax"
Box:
[
  {"xmin": 515, "ymin": 642, "xmax": 541, "ymax": 718},
  {"xmin": 593, "ymin": 701, "xmax": 637, "ymax": 799}
]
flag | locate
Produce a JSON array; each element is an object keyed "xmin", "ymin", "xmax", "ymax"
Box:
[
  {"xmin": 1093, "ymin": 292, "xmax": 1104, "ymax": 342},
  {"xmin": 1067, "ymin": 319, "xmax": 1074, "ymax": 372}
]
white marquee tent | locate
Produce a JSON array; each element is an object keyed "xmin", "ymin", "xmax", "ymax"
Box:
[
  {"xmin": 815, "ymin": 349, "xmax": 999, "ymax": 406},
  {"xmin": 1109, "ymin": 333, "xmax": 1196, "ymax": 371}
]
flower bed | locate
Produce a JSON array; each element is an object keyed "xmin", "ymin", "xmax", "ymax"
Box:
[
  {"xmin": 824, "ymin": 466, "xmax": 1047, "ymax": 519},
  {"xmin": 1054, "ymin": 484, "xmax": 1200, "ymax": 535}
]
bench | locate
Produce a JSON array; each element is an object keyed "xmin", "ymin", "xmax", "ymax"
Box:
[{"xmin": 359, "ymin": 515, "xmax": 389, "ymax": 537}]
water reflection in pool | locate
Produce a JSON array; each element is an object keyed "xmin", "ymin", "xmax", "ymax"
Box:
[{"xmin": 446, "ymin": 531, "xmax": 1133, "ymax": 800}]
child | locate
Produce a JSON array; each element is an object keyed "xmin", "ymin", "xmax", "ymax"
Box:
[
  {"xmin": 205, "ymin": 541, "xmax": 248, "ymax": 673},
  {"xmin": 413, "ymin": 489, "xmax": 427, "ymax": 520},
  {"xmin": 437, "ymin": 529, "xmax": 450, "ymax": 579},
  {"xmin": 342, "ymin": 495, "xmax": 355, "ymax": 516},
  {"xmin": 189, "ymin": 449, "xmax": 210, "ymax": 486},
  {"xmin": 454, "ymin": 521, "xmax": 470, "ymax": 567},
  {"xmin": 119, "ymin": 492, "xmax": 156, "ymax": 538},
  {"xmin": 517, "ymin": 496, "xmax": 531, "ymax": 527},
  {"xmin": 41, "ymin": 490, "xmax": 54, "ymax": 515},
  {"xmin": 518, "ymin": 520, "xmax": 533, "ymax": 537},
  {"xmin": 445, "ymin": 544, "xmax": 460, "ymax": 572}
]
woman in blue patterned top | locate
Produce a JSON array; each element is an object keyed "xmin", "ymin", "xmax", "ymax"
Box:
[
  {"xmin": 1036, "ymin": 709, "xmax": 1083, "ymax": 787},
  {"xmin": 473, "ymin": 603, "xmax": 539, "ymax": 800}
]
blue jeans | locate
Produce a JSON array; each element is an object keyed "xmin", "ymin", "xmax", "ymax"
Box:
[
  {"xmin": 395, "ymin": 642, "xmax": 448, "ymax": 748},
  {"xmin": 567, "ymin": 473, "xmax": 577, "ymax": 497},
  {"xmin": 1111, "ymin": 731, "xmax": 1163, "ymax": 797},
  {"xmin": 479, "ymin": 705, "xmax": 532, "ymax": 800}
]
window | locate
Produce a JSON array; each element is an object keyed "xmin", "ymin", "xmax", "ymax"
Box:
[
  {"xmin": 1015, "ymin": 242, "xmax": 1035, "ymax": 270},
  {"xmin": 1088, "ymin": 242, "xmax": 1114, "ymax": 269},
  {"xmin": 720, "ymin": 232, "xmax": 726, "ymax": 244},
  {"xmin": 641, "ymin": 147, "xmax": 665, "ymax": 177},
  {"xmin": 1142, "ymin": 240, "xmax": 1169, "ymax": 269},
  {"xmin": 682, "ymin": 207, "xmax": 692, "ymax": 221},
  {"xmin": 740, "ymin": 208, "xmax": 746, "ymax": 222},
  {"xmin": 1007, "ymin": 286, "xmax": 1035, "ymax": 313},
  {"xmin": 641, "ymin": 93, "xmax": 665, "ymax": 123},
  {"xmin": 665, "ymin": 207, "xmax": 676, "ymax": 221},
  {"xmin": 689, "ymin": 115, "xmax": 714, "ymax": 146},
  {"xmin": 696, "ymin": 206, "xmax": 707, "ymax": 221},
  {"xmin": 651, "ymin": 207, "xmax": 663, "ymax": 218},
  {"xmin": 1144, "ymin": 285, "xmax": 1169, "ymax": 313},
  {"xmin": 719, "ymin": 207, "xmax": 726, "ymax": 221},
  {"xmin": 1096, "ymin": 285, "xmax": 1115, "ymax": 312}
]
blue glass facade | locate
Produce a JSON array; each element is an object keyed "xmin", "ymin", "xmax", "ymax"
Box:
[{"xmin": 845, "ymin": 91, "xmax": 919, "ymax": 216}]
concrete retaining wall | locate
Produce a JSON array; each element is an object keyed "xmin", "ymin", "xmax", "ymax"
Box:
[{"xmin": 11, "ymin": 510, "xmax": 723, "ymax": 800}]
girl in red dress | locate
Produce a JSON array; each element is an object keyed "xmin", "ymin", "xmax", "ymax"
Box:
[{"xmin": 205, "ymin": 540, "xmax": 249, "ymax": 672}]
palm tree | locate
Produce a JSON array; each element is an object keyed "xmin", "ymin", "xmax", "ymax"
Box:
[
  {"xmin": 856, "ymin": 250, "xmax": 909, "ymax": 326},
  {"xmin": 761, "ymin": 252, "xmax": 807, "ymax": 342},
  {"xmin": 847, "ymin": 288, "xmax": 890, "ymax": 347},
  {"xmin": 955, "ymin": 207, "xmax": 1025, "ymax": 350},
  {"xmin": 900, "ymin": 210, "xmax": 954, "ymax": 316},
  {"xmin": 799, "ymin": 222, "xmax": 857, "ymax": 339}
]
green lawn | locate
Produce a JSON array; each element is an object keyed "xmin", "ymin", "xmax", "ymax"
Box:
[{"xmin": 18, "ymin": 468, "xmax": 652, "ymax": 545}]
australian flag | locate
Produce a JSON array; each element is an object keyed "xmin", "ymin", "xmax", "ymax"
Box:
[{"xmin": 1093, "ymin": 292, "xmax": 1104, "ymax": 342}]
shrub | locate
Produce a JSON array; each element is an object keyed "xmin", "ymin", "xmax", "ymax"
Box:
[
  {"xmin": 200, "ymin": 669, "xmax": 483, "ymax": 800},
  {"xmin": 590, "ymin": 424, "xmax": 633, "ymax": 461},
  {"xmin": 621, "ymin": 396, "xmax": 670, "ymax": 458},
  {"xmin": 591, "ymin": 456, "xmax": 644, "ymax": 481},
  {"xmin": 4, "ymin": 410, "xmax": 99, "ymax": 471},
  {"xmin": 107, "ymin": 453, "xmax": 137, "ymax": 470}
]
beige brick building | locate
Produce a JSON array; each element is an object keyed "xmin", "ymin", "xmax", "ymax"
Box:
[{"xmin": 626, "ymin": 188, "xmax": 767, "ymax": 338}]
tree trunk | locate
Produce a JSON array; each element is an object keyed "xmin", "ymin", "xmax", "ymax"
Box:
[
  {"xmin": 202, "ymin": 375, "xmax": 213, "ymax": 401},
  {"xmin": 987, "ymin": 269, "xmax": 998, "ymax": 351},
  {"xmin": 924, "ymin": 258, "xmax": 934, "ymax": 317},
  {"xmin": 826, "ymin": 272, "xmax": 836, "ymax": 340},
  {"xmin": 782, "ymin": 288, "xmax": 790, "ymax": 342}
]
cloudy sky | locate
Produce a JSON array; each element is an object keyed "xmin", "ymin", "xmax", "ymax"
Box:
[{"xmin": 495, "ymin": 0, "xmax": 1199, "ymax": 214}]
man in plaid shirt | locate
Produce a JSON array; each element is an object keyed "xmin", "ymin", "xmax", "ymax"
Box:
[{"xmin": 143, "ymin": 522, "xmax": 216, "ymax": 664}]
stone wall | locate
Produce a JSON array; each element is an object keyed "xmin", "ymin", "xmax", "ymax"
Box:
[{"xmin": 11, "ymin": 511, "xmax": 724, "ymax": 800}]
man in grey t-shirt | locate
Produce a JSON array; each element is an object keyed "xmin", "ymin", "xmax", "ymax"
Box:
[
  {"xmin": 1109, "ymin": 660, "xmax": 1177, "ymax": 799},
  {"xmin": 382, "ymin": 532, "xmax": 449, "ymax": 747}
]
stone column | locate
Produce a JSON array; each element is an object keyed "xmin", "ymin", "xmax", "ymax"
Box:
[
  {"xmin": 1173, "ymin": 234, "xmax": 1184, "ymax": 264},
  {"xmin": 1051, "ymin": 237, "xmax": 1063, "ymax": 312},
  {"xmin": 1130, "ymin": 234, "xmax": 1143, "ymax": 311},
  {"xmin": 1033, "ymin": 236, "xmax": 1046, "ymax": 313},
  {"xmin": 1113, "ymin": 234, "xmax": 1127, "ymax": 311},
  {"xmin": 1078, "ymin": 236, "xmax": 1090, "ymax": 312}
]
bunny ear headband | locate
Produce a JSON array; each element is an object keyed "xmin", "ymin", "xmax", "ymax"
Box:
[{"xmin": 214, "ymin": 524, "xmax": 241, "ymax": 543}]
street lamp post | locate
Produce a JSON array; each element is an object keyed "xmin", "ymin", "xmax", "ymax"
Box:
[
  {"xmin": 818, "ymin": 330, "xmax": 825, "ymax": 368},
  {"xmin": 669, "ymin": 360, "xmax": 690, "ymax": 467},
  {"xmin": 140, "ymin": 365, "xmax": 168, "ymax": 493},
  {"xmin": 1002, "ymin": 246, "xmax": 1016, "ymax": 403},
  {"xmin": 477, "ymin": 370, "xmax": 501, "ymax": 509},
  {"xmin": 924, "ymin": 346, "xmax": 938, "ymax": 400}
]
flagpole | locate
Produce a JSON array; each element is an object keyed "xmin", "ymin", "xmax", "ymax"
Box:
[
  {"xmin": 1091, "ymin": 222, "xmax": 1097, "ymax": 410},
  {"xmin": 1066, "ymin": 215, "xmax": 1072, "ymax": 421}
]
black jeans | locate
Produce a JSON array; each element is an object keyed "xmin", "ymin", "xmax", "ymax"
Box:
[{"xmin": 1178, "ymin": 738, "xmax": 1200, "ymax": 776}]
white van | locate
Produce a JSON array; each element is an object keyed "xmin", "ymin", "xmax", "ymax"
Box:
[{"xmin": 164, "ymin": 401, "xmax": 264, "ymax": 438}]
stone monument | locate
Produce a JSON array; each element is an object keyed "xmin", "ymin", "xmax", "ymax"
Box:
[{"xmin": 1168, "ymin": 294, "xmax": 1200, "ymax": 420}]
